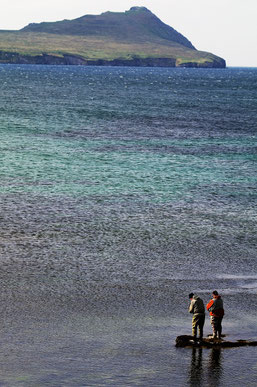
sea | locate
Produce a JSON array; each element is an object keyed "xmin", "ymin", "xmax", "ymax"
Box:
[{"xmin": 0, "ymin": 64, "xmax": 256, "ymax": 386}]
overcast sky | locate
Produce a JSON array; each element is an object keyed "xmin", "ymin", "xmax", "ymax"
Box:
[{"xmin": 1, "ymin": 0, "xmax": 257, "ymax": 66}]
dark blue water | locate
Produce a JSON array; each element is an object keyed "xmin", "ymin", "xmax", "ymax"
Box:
[{"xmin": 0, "ymin": 65, "xmax": 256, "ymax": 386}]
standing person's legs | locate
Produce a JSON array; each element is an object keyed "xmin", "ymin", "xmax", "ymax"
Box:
[
  {"xmin": 192, "ymin": 314, "xmax": 205, "ymax": 340},
  {"xmin": 211, "ymin": 316, "xmax": 218, "ymax": 338},
  {"xmin": 192, "ymin": 314, "xmax": 199, "ymax": 339},
  {"xmin": 198, "ymin": 315, "xmax": 205, "ymax": 340},
  {"xmin": 217, "ymin": 318, "xmax": 223, "ymax": 339}
]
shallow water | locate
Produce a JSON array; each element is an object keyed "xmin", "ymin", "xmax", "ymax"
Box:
[{"xmin": 0, "ymin": 65, "xmax": 256, "ymax": 385}]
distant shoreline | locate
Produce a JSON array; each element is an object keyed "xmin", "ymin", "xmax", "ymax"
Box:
[{"xmin": 0, "ymin": 51, "xmax": 226, "ymax": 68}]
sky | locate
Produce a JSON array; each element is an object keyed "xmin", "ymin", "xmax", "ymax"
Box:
[{"xmin": 1, "ymin": 0, "xmax": 257, "ymax": 67}]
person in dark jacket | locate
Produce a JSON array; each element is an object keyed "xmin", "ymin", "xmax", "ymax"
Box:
[
  {"xmin": 189, "ymin": 293, "xmax": 205, "ymax": 341},
  {"xmin": 206, "ymin": 291, "xmax": 224, "ymax": 339}
]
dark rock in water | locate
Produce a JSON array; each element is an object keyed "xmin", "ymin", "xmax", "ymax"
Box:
[{"xmin": 175, "ymin": 335, "xmax": 257, "ymax": 348}]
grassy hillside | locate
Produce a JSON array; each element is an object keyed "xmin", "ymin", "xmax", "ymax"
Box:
[
  {"xmin": 21, "ymin": 7, "xmax": 195, "ymax": 49},
  {"xmin": 0, "ymin": 7, "xmax": 226, "ymax": 67}
]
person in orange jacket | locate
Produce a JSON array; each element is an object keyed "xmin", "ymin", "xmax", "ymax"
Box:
[{"xmin": 206, "ymin": 290, "xmax": 224, "ymax": 339}]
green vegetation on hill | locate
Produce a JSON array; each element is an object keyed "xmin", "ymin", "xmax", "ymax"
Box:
[
  {"xmin": 21, "ymin": 7, "xmax": 195, "ymax": 49},
  {"xmin": 0, "ymin": 7, "xmax": 226, "ymax": 67}
]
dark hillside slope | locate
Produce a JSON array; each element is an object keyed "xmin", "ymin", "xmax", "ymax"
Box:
[{"xmin": 22, "ymin": 7, "xmax": 195, "ymax": 49}]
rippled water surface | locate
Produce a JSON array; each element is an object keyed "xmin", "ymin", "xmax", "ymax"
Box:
[{"xmin": 0, "ymin": 65, "xmax": 256, "ymax": 386}]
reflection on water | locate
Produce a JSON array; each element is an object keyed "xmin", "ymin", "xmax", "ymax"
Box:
[
  {"xmin": 189, "ymin": 347, "xmax": 223, "ymax": 386},
  {"xmin": 208, "ymin": 348, "xmax": 223, "ymax": 387},
  {"xmin": 189, "ymin": 348, "xmax": 203, "ymax": 386}
]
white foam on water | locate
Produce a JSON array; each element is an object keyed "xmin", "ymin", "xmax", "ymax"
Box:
[
  {"xmin": 216, "ymin": 274, "xmax": 257, "ymax": 280},
  {"xmin": 239, "ymin": 281, "xmax": 257, "ymax": 289}
]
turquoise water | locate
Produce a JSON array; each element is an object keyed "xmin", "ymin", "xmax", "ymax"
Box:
[{"xmin": 0, "ymin": 65, "xmax": 256, "ymax": 386}]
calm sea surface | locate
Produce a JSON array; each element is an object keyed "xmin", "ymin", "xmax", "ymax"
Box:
[{"xmin": 0, "ymin": 65, "xmax": 256, "ymax": 386}]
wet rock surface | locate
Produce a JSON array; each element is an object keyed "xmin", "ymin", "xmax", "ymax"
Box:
[{"xmin": 176, "ymin": 335, "xmax": 257, "ymax": 348}]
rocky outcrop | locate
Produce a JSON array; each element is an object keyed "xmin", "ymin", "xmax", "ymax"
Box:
[
  {"xmin": 176, "ymin": 59, "xmax": 226, "ymax": 68},
  {"xmin": 175, "ymin": 335, "xmax": 257, "ymax": 348}
]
